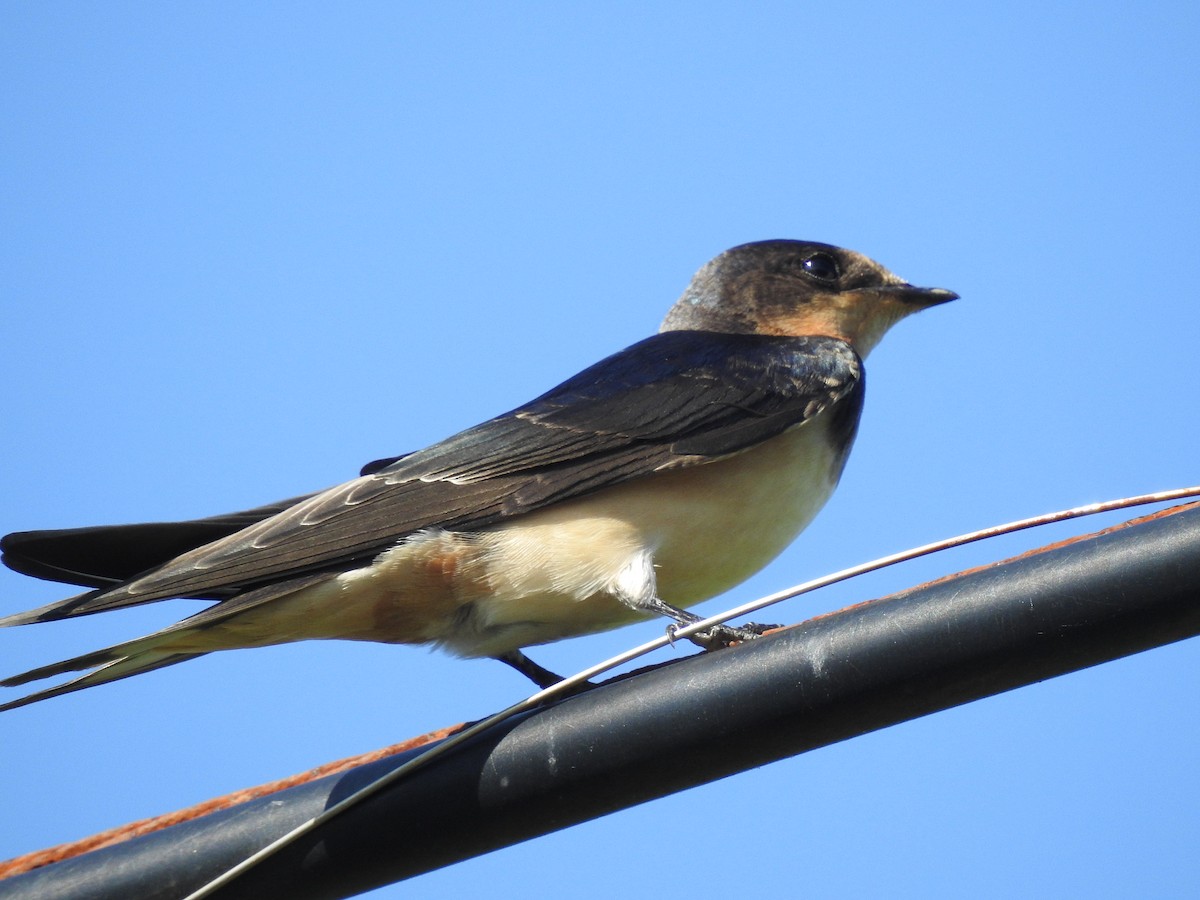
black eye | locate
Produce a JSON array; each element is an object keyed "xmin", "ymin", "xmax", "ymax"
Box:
[{"xmin": 800, "ymin": 252, "xmax": 840, "ymax": 283}]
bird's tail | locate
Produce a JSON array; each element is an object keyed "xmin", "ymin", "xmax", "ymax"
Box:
[
  {"xmin": 0, "ymin": 630, "xmax": 207, "ymax": 712},
  {"xmin": 0, "ymin": 574, "xmax": 332, "ymax": 712}
]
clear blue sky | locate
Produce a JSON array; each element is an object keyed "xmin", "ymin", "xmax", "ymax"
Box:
[{"xmin": 2, "ymin": 3, "xmax": 1198, "ymax": 897}]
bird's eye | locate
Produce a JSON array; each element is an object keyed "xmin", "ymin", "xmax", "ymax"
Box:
[
  {"xmin": 800, "ymin": 252, "xmax": 840, "ymax": 282},
  {"xmin": 792, "ymin": 252, "xmax": 840, "ymax": 283}
]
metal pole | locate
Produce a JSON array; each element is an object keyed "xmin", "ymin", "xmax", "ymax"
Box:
[{"xmin": 3, "ymin": 503, "xmax": 1199, "ymax": 900}]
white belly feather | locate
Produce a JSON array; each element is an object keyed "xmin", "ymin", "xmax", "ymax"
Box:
[
  {"xmin": 195, "ymin": 419, "xmax": 843, "ymax": 659},
  {"xmin": 353, "ymin": 418, "xmax": 839, "ymax": 655}
]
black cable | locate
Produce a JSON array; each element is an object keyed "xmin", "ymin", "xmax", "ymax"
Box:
[{"xmin": 3, "ymin": 503, "xmax": 1199, "ymax": 900}]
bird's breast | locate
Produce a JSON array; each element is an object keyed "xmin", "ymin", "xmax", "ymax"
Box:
[
  {"xmin": 319, "ymin": 415, "xmax": 849, "ymax": 658},
  {"xmin": 591, "ymin": 417, "xmax": 847, "ymax": 607},
  {"xmin": 451, "ymin": 416, "xmax": 845, "ymax": 653}
]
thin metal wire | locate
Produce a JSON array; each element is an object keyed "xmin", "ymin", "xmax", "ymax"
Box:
[{"xmin": 181, "ymin": 485, "xmax": 1200, "ymax": 900}]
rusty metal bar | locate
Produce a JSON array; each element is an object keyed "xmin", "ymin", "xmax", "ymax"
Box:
[{"xmin": 3, "ymin": 503, "xmax": 1199, "ymax": 900}]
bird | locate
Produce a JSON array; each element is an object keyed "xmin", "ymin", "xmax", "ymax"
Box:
[{"xmin": 0, "ymin": 240, "xmax": 956, "ymax": 711}]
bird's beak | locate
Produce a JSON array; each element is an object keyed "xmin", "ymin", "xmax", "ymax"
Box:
[{"xmin": 878, "ymin": 284, "xmax": 959, "ymax": 308}]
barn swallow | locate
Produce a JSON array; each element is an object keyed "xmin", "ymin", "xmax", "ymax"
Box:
[{"xmin": 0, "ymin": 240, "xmax": 955, "ymax": 711}]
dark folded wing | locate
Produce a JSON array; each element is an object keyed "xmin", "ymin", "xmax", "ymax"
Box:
[
  {"xmin": 41, "ymin": 331, "xmax": 863, "ymax": 614},
  {"xmin": 1, "ymin": 493, "xmax": 318, "ymax": 590}
]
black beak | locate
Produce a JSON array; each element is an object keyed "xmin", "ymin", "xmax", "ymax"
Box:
[{"xmin": 880, "ymin": 284, "xmax": 959, "ymax": 308}]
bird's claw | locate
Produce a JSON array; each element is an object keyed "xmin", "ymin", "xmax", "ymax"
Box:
[{"xmin": 666, "ymin": 621, "xmax": 780, "ymax": 651}]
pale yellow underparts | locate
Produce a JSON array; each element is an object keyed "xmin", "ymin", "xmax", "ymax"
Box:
[{"xmin": 173, "ymin": 418, "xmax": 842, "ymax": 659}]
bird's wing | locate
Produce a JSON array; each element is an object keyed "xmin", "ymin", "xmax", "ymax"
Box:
[
  {"xmin": 7, "ymin": 331, "xmax": 862, "ymax": 621},
  {"xmin": 1, "ymin": 493, "xmax": 319, "ymax": 590},
  {"xmin": 0, "ymin": 453, "xmax": 415, "ymax": 590}
]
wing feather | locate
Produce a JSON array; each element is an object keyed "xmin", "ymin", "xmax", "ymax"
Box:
[{"xmin": 9, "ymin": 331, "xmax": 862, "ymax": 620}]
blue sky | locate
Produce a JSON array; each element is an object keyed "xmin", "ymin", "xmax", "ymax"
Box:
[{"xmin": 2, "ymin": 2, "xmax": 1198, "ymax": 897}]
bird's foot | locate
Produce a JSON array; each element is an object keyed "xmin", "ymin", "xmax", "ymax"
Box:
[
  {"xmin": 495, "ymin": 649, "xmax": 566, "ymax": 689},
  {"xmin": 667, "ymin": 620, "xmax": 780, "ymax": 650},
  {"xmin": 495, "ymin": 649, "xmax": 594, "ymax": 696}
]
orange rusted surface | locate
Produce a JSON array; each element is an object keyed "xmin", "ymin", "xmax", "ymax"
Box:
[
  {"xmin": 786, "ymin": 501, "xmax": 1200, "ymax": 625},
  {"xmin": 0, "ymin": 722, "xmax": 463, "ymax": 880},
  {"xmin": 905, "ymin": 500, "xmax": 1200, "ymax": 595}
]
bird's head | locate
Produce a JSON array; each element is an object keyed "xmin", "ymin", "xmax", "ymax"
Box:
[{"xmin": 661, "ymin": 240, "xmax": 957, "ymax": 358}]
